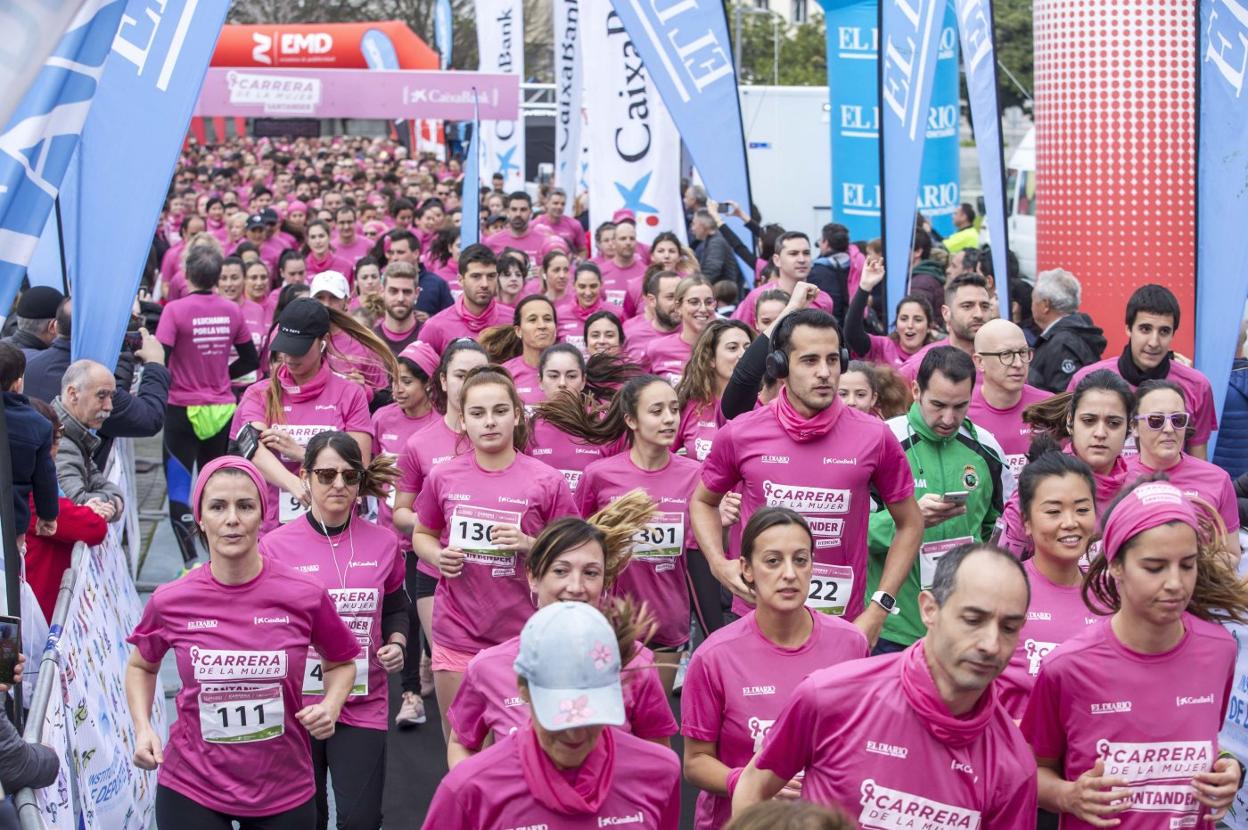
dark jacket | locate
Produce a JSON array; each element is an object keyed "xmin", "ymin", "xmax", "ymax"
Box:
[
  {"xmin": 1027, "ymin": 312, "xmax": 1108, "ymax": 393},
  {"xmin": 25, "ymin": 336, "xmax": 171, "ymax": 467},
  {"xmin": 0, "ymin": 707, "xmax": 58, "ymax": 794},
  {"xmin": 695, "ymin": 231, "xmax": 736, "ymax": 285},
  {"xmin": 416, "ymin": 269, "xmax": 454, "ymax": 317},
  {"xmin": 2, "ymin": 391, "xmax": 58, "ymax": 531},
  {"xmin": 1214, "ymin": 360, "xmax": 1248, "ymax": 480},
  {"xmin": 1, "ymin": 329, "xmax": 50, "ymax": 361},
  {"xmin": 907, "ymin": 260, "xmax": 947, "ymax": 327},
  {"xmin": 809, "ymin": 253, "xmax": 851, "ymax": 327}
]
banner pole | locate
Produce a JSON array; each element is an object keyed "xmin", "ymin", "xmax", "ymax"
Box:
[{"xmin": 54, "ymin": 195, "xmax": 69, "ymax": 297}]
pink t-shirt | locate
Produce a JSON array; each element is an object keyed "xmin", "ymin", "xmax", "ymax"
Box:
[
  {"xmin": 700, "ymin": 400, "xmax": 915, "ymax": 620},
  {"xmin": 600, "ymin": 258, "xmax": 645, "ymax": 318},
  {"xmin": 534, "ymin": 213, "xmax": 585, "ymax": 252},
  {"xmin": 127, "ymin": 560, "xmax": 358, "ymax": 816},
  {"xmin": 555, "ymin": 295, "xmax": 606, "ymax": 351},
  {"xmin": 417, "ymin": 300, "xmax": 514, "ymax": 354},
  {"xmin": 645, "ymin": 331, "xmax": 695, "ymax": 385},
  {"xmin": 860, "ymin": 334, "xmax": 920, "ymax": 368},
  {"xmin": 305, "ymin": 250, "xmax": 354, "ymax": 280},
  {"xmin": 1067, "ymin": 358, "xmax": 1219, "ymax": 448},
  {"xmin": 484, "ymin": 225, "xmax": 554, "ymax": 260},
  {"xmin": 756, "ymin": 650, "xmax": 1037, "ymax": 827},
  {"xmin": 622, "ymin": 315, "xmax": 671, "ymax": 364},
  {"xmin": 447, "ymin": 636, "xmax": 677, "ymax": 750},
  {"xmin": 576, "ymin": 452, "xmax": 702, "ymax": 647},
  {"xmin": 335, "ymin": 236, "xmax": 373, "ymax": 266},
  {"xmin": 414, "ymin": 452, "xmax": 576, "ymax": 653},
  {"xmin": 424, "ymin": 728, "xmax": 680, "ymax": 830},
  {"xmin": 997, "ymin": 558, "xmax": 1101, "ymax": 719},
  {"xmin": 397, "ymin": 416, "xmax": 468, "ymax": 578},
  {"xmin": 524, "ymin": 418, "xmax": 616, "ymax": 495},
  {"xmin": 328, "ymin": 330, "xmax": 390, "ymax": 402},
  {"xmin": 259, "ymin": 516, "xmax": 404, "ymax": 730},
  {"xmin": 681, "ymin": 610, "xmax": 869, "ymax": 830},
  {"xmin": 967, "ymin": 384, "xmax": 1052, "ymax": 482},
  {"xmin": 1125, "ymin": 453, "xmax": 1239, "ymax": 532},
  {"xmin": 677, "ymin": 399, "xmax": 723, "ymax": 462},
  {"xmin": 1021, "ymin": 615, "xmax": 1235, "ymax": 829},
  {"xmin": 898, "ymin": 338, "xmax": 950, "ymax": 383},
  {"xmin": 231, "ymin": 368, "xmax": 372, "ymax": 532},
  {"xmin": 231, "ymin": 298, "xmax": 271, "ymax": 389},
  {"xmin": 733, "ymin": 282, "xmax": 835, "ymax": 329},
  {"xmin": 502, "ymin": 356, "xmax": 543, "ymax": 406},
  {"xmin": 155, "ymin": 292, "xmax": 251, "ymax": 406},
  {"xmin": 371, "ymin": 403, "xmax": 438, "ymax": 536}
]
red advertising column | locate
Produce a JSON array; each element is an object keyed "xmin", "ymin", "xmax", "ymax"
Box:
[{"xmin": 1033, "ymin": 0, "xmax": 1196, "ymax": 357}]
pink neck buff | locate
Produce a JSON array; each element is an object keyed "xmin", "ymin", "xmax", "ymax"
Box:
[
  {"xmin": 455, "ymin": 293, "xmax": 497, "ymax": 334},
  {"xmin": 900, "ymin": 640, "xmax": 997, "ymax": 748},
  {"xmin": 1100, "ymin": 480, "xmax": 1198, "ymax": 562},
  {"xmin": 191, "ymin": 456, "xmax": 269, "ymax": 522},
  {"xmin": 774, "ymin": 386, "xmax": 843, "ymax": 443},
  {"xmin": 276, "ymin": 359, "xmax": 331, "ymax": 403},
  {"xmin": 1065, "ymin": 443, "xmax": 1129, "ymax": 510},
  {"xmin": 518, "ymin": 723, "xmax": 616, "ymax": 815}
]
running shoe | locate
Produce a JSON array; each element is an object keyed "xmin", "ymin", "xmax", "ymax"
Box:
[
  {"xmin": 395, "ymin": 691, "xmax": 427, "ymax": 727},
  {"xmin": 419, "ymin": 653, "xmax": 434, "ymax": 698}
]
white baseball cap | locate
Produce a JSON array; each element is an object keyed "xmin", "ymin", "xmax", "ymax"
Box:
[
  {"xmin": 309, "ymin": 270, "xmax": 349, "ymax": 300},
  {"xmin": 513, "ymin": 602, "xmax": 625, "ymax": 731}
]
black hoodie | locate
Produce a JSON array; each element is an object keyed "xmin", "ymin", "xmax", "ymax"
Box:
[{"xmin": 1028, "ymin": 312, "xmax": 1108, "ymax": 392}]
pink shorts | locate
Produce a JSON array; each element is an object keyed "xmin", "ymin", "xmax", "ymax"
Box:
[{"xmin": 431, "ymin": 641, "xmax": 477, "ymax": 673}]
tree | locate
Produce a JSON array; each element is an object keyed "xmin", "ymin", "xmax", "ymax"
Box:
[
  {"xmin": 994, "ymin": 0, "xmax": 1033, "ymax": 110},
  {"xmin": 733, "ymin": 8, "xmax": 827, "ymax": 86}
]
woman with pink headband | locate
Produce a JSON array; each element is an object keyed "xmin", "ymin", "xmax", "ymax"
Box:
[
  {"xmin": 1022, "ymin": 477, "xmax": 1248, "ymax": 828},
  {"xmin": 125, "ymin": 456, "xmax": 359, "ymax": 827}
]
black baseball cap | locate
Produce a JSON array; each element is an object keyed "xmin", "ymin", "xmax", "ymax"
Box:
[
  {"xmin": 245, "ymin": 213, "xmax": 266, "ymax": 230},
  {"xmin": 16, "ymin": 286, "xmax": 64, "ymax": 319},
  {"xmin": 270, "ymin": 298, "xmax": 330, "ymax": 356}
]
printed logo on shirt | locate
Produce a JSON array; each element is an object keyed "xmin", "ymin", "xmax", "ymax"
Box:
[
  {"xmin": 1090, "ymin": 700, "xmax": 1133, "ymax": 715},
  {"xmin": 1027, "ymin": 611, "xmax": 1052, "ymax": 621},
  {"xmin": 502, "ymin": 824, "xmax": 549, "ymax": 830},
  {"xmin": 499, "ymin": 496, "xmax": 529, "ymax": 506},
  {"xmin": 857, "ymin": 779, "xmax": 982, "ymax": 830},
  {"xmin": 962, "ymin": 465, "xmax": 979, "ymax": 490},
  {"xmin": 296, "ymin": 564, "xmax": 320, "ymax": 573},
  {"xmin": 574, "ymin": 447, "xmax": 600, "ymax": 455},
  {"xmin": 1175, "ymin": 695, "xmax": 1215, "ymax": 708},
  {"xmin": 433, "ymin": 455, "xmax": 453, "ymax": 465},
  {"xmin": 598, "ymin": 814, "xmax": 643, "ymax": 827},
  {"xmin": 531, "ymin": 448, "xmax": 553, "ymax": 456},
  {"xmin": 694, "ymin": 438, "xmax": 713, "ymax": 462},
  {"xmin": 748, "ymin": 717, "xmax": 776, "ymax": 752},
  {"xmin": 191, "ymin": 648, "xmax": 288, "ymax": 681},
  {"xmin": 823, "ymin": 457, "xmax": 857, "ymax": 465},
  {"xmin": 447, "ymin": 493, "xmax": 471, "ymax": 501},
  {"xmin": 1025, "ymin": 639, "xmax": 1058, "ymax": 675},
  {"xmin": 864, "ymin": 740, "xmax": 909, "ymax": 759},
  {"xmin": 329, "ymin": 588, "xmax": 379, "ymax": 615},
  {"xmin": 1096, "ymin": 740, "xmax": 1213, "ymax": 784},
  {"xmin": 762, "ymin": 481, "xmax": 851, "ymax": 515},
  {"xmin": 761, "ymin": 455, "xmax": 790, "ymax": 464},
  {"xmin": 254, "ymin": 615, "xmax": 290, "ymax": 625},
  {"xmin": 503, "ymin": 696, "xmax": 525, "ymax": 708},
  {"xmin": 314, "ymin": 404, "xmax": 338, "ymax": 411},
  {"xmin": 741, "ymin": 685, "xmax": 776, "ymax": 697},
  {"xmin": 187, "ymin": 619, "xmax": 218, "ymax": 630},
  {"xmin": 950, "ymin": 759, "xmax": 975, "ymax": 776}
]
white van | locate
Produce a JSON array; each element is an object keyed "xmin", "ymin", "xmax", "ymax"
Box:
[{"xmin": 1005, "ymin": 126, "xmax": 1036, "ymax": 279}]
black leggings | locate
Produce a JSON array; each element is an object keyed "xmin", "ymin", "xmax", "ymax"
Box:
[
  {"xmin": 401, "ymin": 558, "xmax": 436, "ymax": 695},
  {"xmin": 163, "ymin": 404, "xmax": 231, "ymax": 565},
  {"xmin": 311, "ymin": 722, "xmax": 387, "ymax": 830},
  {"xmin": 156, "ymin": 786, "xmax": 314, "ymax": 829},
  {"xmin": 686, "ymin": 548, "xmax": 729, "ymax": 636}
]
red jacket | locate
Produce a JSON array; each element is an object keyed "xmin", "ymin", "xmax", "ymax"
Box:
[{"xmin": 24, "ymin": 495, "xmax": 107, "ymax": 622}]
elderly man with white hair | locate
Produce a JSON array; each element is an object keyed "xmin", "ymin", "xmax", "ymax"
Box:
[
  {"xmin": 1027, "ymin": 268, "xmax": 1107, "ymax": 393},
  {"xmin": 51, "ymin": 360, "xmax": 124, "ymax": 522}
]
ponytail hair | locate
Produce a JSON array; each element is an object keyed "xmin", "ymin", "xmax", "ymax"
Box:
[
  {"xmin": 527, "ymin": 488, "xmax": 656, "ymax": 589},
  {"xmin": 324, "ymin": 306, "xmax": 399, "ymax": 389},
  {"xmin": 480, "ymin": 295, "xmax": 558, "ymax": 363},
  {"xmin": 534, "ymin": 374, "xmax": 669, "ymax": 446}
]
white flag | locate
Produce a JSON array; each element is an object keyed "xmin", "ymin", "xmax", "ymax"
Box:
[
  {"xmin": 582, "ymin": 0, "xmax": 685, "ymax": 245},
  {"xmin": 477, "ymin": 0, "xmax": 526, "ymax": 190},
  {"xmin": 553, "ymin": 0, "xmax": 583, "ymax": 193}
]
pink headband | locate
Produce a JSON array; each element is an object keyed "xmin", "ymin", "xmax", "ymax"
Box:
[
  {"xmin": 192, "ymin": 456, "xmax": 269, "ymax": 522},
  {"xmin": 288, "ymin": 200, "xmax": 308, "ymax": 214},
  {"xmin": 399, "ymin": 341, "xmax": 441, "ymax": 378},
  {"xmin": 1100, "ymin": 481, "xmax": 1198, "ymax": 562}
]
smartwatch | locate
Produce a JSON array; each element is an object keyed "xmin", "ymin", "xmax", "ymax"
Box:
[{"xmin": 871, "ymin": 591, "xmax": 900, "ymax": 615}]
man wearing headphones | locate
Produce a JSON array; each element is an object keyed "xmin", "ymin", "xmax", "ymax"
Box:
[{"xmin": 690, "ymin": 305, "xmax": 924, "ymax": 647}]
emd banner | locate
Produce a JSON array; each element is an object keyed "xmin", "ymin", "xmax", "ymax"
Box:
[
  {"xmin": 477, "ymin": 0, "xmax": 526, "ymax": 190},
  {"xmin": 583, "ymin": 0, "xmax": 686, "ymax": 245}
]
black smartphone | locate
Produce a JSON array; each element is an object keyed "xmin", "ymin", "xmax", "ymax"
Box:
[
  {"xmin": 0, "ymin": 616, "xmax": 20, "ymax": 685},
  {"xmin": 235, "ymin": 423, "xmax": 261, "ymax": 461},
  {"xmin": 122, "ymin": 331, "xmax": 143, "ymax": 351}
]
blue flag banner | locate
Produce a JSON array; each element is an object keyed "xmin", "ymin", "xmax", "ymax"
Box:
[
  {"xmin": 819, "ymin": 0, "xmax": 960, "ymax": 245},
  {"xmin": 607, "ymin": 0, "xmax": 752, "ymax": 281},
  {"xmin": 462, "ymin": 99, "xmax": 482, "ymax": 247},
  {"xmin": 435, "ymin": 0, "xmax": 454, "ymax": 70},
  {"xmin": 879, "ymin": 0, "xmax": 947, "ymax": 325},
  {"xmin": 40, "ymin": 0, "xmax": 229, "ymax": 366},
  {"xmin": 0, "ymin": 0, "xmax": 92, "ymax": 130},
  {"xmin": 1196, "ymin": 0, "xmax": 1248, "ymax": 455},
  {"xmin": 955, "ymin": 0, "xmax": 1008, "ymax": 314},
  {"xmin": 0, "ymin": 0, "xmax": 126, "ymax": 315}
]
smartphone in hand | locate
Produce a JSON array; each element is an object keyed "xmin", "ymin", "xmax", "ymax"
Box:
[{"xmin": 0, "ymin": 616, "xmax": 21, "ymax": 685}]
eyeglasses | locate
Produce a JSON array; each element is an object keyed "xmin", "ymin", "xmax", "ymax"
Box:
[
  {"xmin": 1135, "ymin": 412, "xmax": 1191, "ymax": 432},
  {"xmin": 977, "ymin": 348, "xmax": 1034, "ymax": 366},
  {"xmin": 311, "ymin": 467, "xmax": 363, "ymax": 486}
]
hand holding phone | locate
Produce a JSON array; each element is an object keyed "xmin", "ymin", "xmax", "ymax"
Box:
[
  {"xmin": 941, "ymin": 491, "xmax": 969, "ymax": 506},
  {"xmin": 0, "ymin": 617, "xmax": 21, "ymax": 687}
]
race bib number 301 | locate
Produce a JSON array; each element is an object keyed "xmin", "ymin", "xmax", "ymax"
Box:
[
  {"xmin": 199, "ymin": 682, "xmax": 284, "ymax": 744},
  {"xmin": 806, "ymin": 563, "xmax": 854, "ymax": 616},
  {"xmin": 633, "ymin": 512, "xmax": 684, "ymax": 565}
]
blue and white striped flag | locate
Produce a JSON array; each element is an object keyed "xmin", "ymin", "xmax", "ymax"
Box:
[{"xmin": 0, "ymin": 0, "xmax": 125, "ymax": 312}]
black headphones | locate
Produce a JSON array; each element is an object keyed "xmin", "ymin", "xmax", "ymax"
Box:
[{"xmin": 766, "ymin": 310, "xmax": 849, "ymax": 380}]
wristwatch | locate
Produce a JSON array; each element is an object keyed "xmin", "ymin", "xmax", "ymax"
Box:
[{"xmin": 871, "ymin": 591, "xmax": 900, "ymax": 615}]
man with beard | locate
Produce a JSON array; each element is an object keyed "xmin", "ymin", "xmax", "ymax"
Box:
[
  {"xmin": 484, "ymin": 191, "xmax": 552, "ymax": 261},
  {"xmin": 733, "ymin": 232, "xmax": 836, "ymax": 330},
  {"xmin": 623, "ymin": 269, "xmax": 681, "ymax": 362},
  {"xmin": 416, "ymin": 245, "xmax": 513, "ymax": 354},
  {"xmin": 533, "ymin": 188, "xmax": 586, "ymax": 256},
  {"xmin": 732, "ymin": 544, "xmax": 1036, "ymax": 826},
  {"xmin": 899, "ymin": 273, "xmax": 993, "ymax": 383},
  {"xmin": 373, "ymin": 261, "xmax": 422, "ymax": 356}
]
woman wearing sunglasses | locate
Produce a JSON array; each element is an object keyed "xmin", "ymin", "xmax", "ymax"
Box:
[
  {"xmin": 259, "ymin": 432, "xmax": 407, "ymax": 830},
  {"xmin": 1125, "ymin": 379, "xmax": 1240, "ymax": 558}
]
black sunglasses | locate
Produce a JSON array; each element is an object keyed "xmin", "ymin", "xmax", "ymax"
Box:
[{"xmin": 310, "ymin": 467, "xmax": 363, "ymax": 486}]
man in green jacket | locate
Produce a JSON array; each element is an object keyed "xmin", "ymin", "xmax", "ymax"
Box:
[{"xmin": 866, "ymin": 346, "xmax": 1011, "ymax": 652}]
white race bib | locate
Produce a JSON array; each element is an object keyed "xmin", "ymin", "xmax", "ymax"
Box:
[
  {"xmin": 560, "ymin": 469, "xmax": 582, "ymax": 493},
  {"xmin": 806, "ymin": 563, "xmax": 854, "ymax": 616},
  {"xmin": 919, "ymin": 537, "xmax": 974, "ymax": 590},
  {"xmin": 632, "ymin": 511, "xmax": 685, "ymax": 568},
  {"xmin": 199, "ymin": 682, "xmax": 284, "ymax": 744},
  {"xmin": 279, "ymin": 491, "xmax": 309, "ymax": 524},
  {"xmin": 605, "ymin": 289, "xmax": 626, "ymax": 307},
  {"xmin": 449, "ymin": 506, "xmax": 522, "ymax": 568},
  {"xmin": 302, "ymin": 644, "xmax": 369, "ymax": 697}
]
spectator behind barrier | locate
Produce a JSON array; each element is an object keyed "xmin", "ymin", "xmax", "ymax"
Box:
[
  {"xmin": 0, "ymin": 343, "xmax": 58, "ymax": 552},
  {"xmin": 51, "ymin": 360, "xmax": 125, "ymax": 521},
  {"xmin": 23, "ymin": 297, "xmax": 171, "ymax": 469}
]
